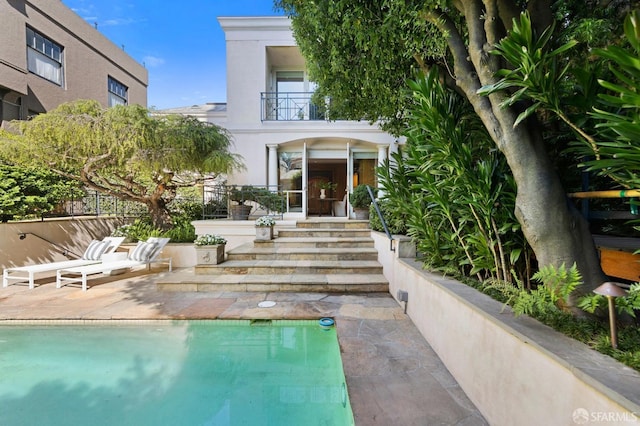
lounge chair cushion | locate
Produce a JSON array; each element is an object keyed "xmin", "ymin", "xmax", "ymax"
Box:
[
  {"xmin": 130, "ymin": 241, "xmax": 158, "ymax": 261},
  {"xmin": 81, "ymin": 240, "xmax": 111, "ymax": 260}
]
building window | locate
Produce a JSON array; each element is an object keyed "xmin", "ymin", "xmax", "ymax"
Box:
[
  {"xmin": 108, "ymin": 77, "xmax": 128, "ymax": 106},
  {"xmin": 26, "ymin": 27, "xmax": 63, "ymax": 86}
]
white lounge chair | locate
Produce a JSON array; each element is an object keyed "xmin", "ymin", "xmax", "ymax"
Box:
[
  {"xmin": 2, "ymin": 236, "xmax": 126, "ymax": 289},
  {"xmin": 56, "ymin": 237, "xmax": 172, "ymax": 291}
]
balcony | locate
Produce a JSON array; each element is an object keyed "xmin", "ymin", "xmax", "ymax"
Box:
[{"xmin": 261, "ymin": 92, "xmax": 326, "ymax": 121}]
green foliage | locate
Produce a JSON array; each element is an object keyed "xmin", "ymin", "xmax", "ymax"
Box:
[
  {"xmin": 479, "ymin": 9, "xmax": 640, "ymax": 192},
  {"xmin": 111, "ymin": 219, "xmax": 161, "ymax": 243},
  {"xmin": 378, "ymin": 69, "xmax": 528, "ymax": 282},
  {"xmin": 483, "ymin": 263, "xmax": 640, "ymax": 371},
  {"xmin": 169, "ymin": 197, "xmax": 204, "ymax": 222},
  {"xmin": 0, "ymin": 100, "xmax": 244, "ymax": 229},
  {"xmin": 579, "ymin": 283, "xmax": 640, "ymax": 317},
  {"xmin": 368, "ymin": 198, "xmax": 407, "ymax": 235},
  {"xmin": 531, "ymin": 262, "xmax": 583, "ymax": 311},
  {"xmin": 540, "ymin": 308, "xmax": 640, "ymax": 371},
  {"xmin": 485, "ymin": 262, "xmax": 582, "ymax": 317},
  {"xmin": 194, "ymin": 234, "xmax": 227, "ymax": 246},
  {"xmin": 252, "ymin": 189, "xmax": 285, "ymax": 213},
  {"xmin": 276, "ymin": 0, "xmax": 447, "ymax": 133},
  {"xmin": 162, "ymin": 215, "xmax": 196, "ymax": 243},
  {"xmin": 111, "ymin": 197, "xmax": 204, "ymax": 243},
  {"xmin": 318, "ymin": 181, "xmax": 337, "ymax": 191},
  {"xmin": 349, "ymin": 185, "xmax": 375, "ymax": 209},
  {"xmin": 255, "ymin": 216, "xmax": 276, "ymax": 227},
  {"xmin": 0, "ymin": 164, "xmax": 83, "ymax": 221},
  {"xmin": 229, "ymin": 186, "xmax": 284, "ymax": 213},
  {"xmin": 577, "ymin": 10, "xmax": 640, "ymax": 189},
  {"xmin": 479, "ymin": 12, "xmax": 578, "ymax": 128}
]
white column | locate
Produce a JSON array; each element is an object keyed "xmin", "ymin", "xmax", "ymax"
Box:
[
  {"xmin": 267, "ymin": 144, "xmax": 278, "ymax": 190},
  {"xmin": 377, "ymin": 144, "xmax": 388, "ymax": 196}
]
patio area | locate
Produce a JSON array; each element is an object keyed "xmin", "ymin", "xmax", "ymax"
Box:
[{"xmin": 0, "ymin": 266, "xmax": 487, "ymax": 425}]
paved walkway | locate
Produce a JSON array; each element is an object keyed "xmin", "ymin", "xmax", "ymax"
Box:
[{"xmin": 0, "ymin": 267, "xmax": 487, "ymax": 425}]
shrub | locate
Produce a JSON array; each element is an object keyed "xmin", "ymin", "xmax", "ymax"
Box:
[
  {"xmin": 350, "ymin": 185, "xmax": 376, "ymax": 209},
  {"xmin": 368, "ymin": 198, "xmax": 407, "ymax": 234},
  {"xmin": 255, "ymin": 216, "xmax": 276, "ymax": 227},
  {"xmin": 194, "ymin": 234, "xmax": 227, "ymax": 246},
  {"xmin": 111, "ymin": 219, "xmax": 161, "ymax": 242}
]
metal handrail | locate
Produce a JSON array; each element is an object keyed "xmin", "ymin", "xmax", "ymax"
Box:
[
  {"xmin": 17, "ymin": 232, "xmax": 82, "ymax": 259},
  {"xmin": 366, "ymin": 185, "xmax": 395, "ymax": 252}
]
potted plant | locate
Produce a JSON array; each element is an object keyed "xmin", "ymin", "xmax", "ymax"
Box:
[
  {"xmin": 255, "ymin": 216, "xmax": 276, "ymax": 241},
  {"xmin": 194, "ymin": 234, "xmax": 227, "ymax": 265},
  {"xmin": 318, "ymin": 181, "xmax": 337, "ymax": 199},
  {"xmin": 229, "ymin": 186, "xmax": 255, "ymax": 220},
  {"xmin": 350, "ymin": 185, "xmax": 376, "ymax": 220}
]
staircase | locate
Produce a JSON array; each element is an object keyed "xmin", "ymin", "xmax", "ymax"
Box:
[{"xmin": 157, "ymin": 219, "xmax": 388, "ymax": 292}]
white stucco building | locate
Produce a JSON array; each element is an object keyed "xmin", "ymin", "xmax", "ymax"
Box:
[{"xmin": 168, "ymin": 16, "xmax": 396, "ymax": 220}]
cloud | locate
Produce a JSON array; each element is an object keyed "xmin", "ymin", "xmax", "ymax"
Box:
[
  {"xmin": 102, "ymin": 17, "xmax": 140, "ymax": 27},
  {"xmin": 143, "ymin": 56, "xmax": 165, "ymax": 67}
]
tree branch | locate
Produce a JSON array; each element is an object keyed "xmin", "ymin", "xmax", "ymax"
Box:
[{"xmin": 426, "ymin": 8, "xmax": 501, "ymax": 138}]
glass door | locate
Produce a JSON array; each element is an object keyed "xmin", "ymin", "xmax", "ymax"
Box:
[{"xmin": 276, "ymin": 71, "xmax": 304, "ymax": 120}]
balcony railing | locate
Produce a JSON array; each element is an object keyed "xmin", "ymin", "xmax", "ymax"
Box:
[{"xmin": 261, "ymin": 92, "xmax": 326, "ymax": 121}]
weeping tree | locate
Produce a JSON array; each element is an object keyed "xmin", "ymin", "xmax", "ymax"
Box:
[
  {"xmin": 275, "ymin": 0, "xmax": 637, "ymax": 298},
  {"xmin": 0, "ymin": 100, "xmax": 244, "ymax": 229}
]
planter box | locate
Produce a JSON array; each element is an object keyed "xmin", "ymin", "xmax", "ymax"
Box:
[
  {"xmin": 255, "ymin": 226, "xmax": 273, "ymax": 241},
  {"xmin": 195, "ymin": 245, "xmax": 225, "ymax": 265}
]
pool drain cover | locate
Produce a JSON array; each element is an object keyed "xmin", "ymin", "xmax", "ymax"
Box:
[{"xmin": 258, "ymin": 301, "xmax": 276, "ymax": 308}]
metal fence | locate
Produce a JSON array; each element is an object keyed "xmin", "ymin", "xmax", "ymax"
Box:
[
  {"xmin": 203, "ymin": 185, "xmax": 285, "ymax": 220},
  {"xmin": 58, "ymin": 191, "xmax": 148, "ymax": 218},
  {"xmin": 39, "ymin": 186, "xmax": 286, "ymax": 221}
]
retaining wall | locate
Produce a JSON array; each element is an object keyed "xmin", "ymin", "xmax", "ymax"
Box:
[
  {"xmin": 0, "ymin": 217, "xmax": 123, "ymax": 271},
  {"xmin": 372, "ymin": 231, "xmax": 640, "ymax": 426}
]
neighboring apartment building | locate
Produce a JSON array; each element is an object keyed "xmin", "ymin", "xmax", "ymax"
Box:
[
  {"xmin": 0, "ymin": 0, "xmax": 148, "ymax": 126},
  {"xmin": 167, "ymin": 16, "xmax": 396, "ymax": 220}
]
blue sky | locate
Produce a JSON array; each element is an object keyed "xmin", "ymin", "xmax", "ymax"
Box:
[{"xmin": 61, "ymin": 1, "xmax": 283, "ymax": 109}]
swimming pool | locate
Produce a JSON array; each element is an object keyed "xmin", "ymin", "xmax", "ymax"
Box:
[{"xmin": 0, "ymin": 320, "xmax": 354, "ymax": 426}]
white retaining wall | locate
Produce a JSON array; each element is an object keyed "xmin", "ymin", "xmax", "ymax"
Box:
[{"xmin": 372, "ymin": 231, "xmax": 640, "ymax": 426}]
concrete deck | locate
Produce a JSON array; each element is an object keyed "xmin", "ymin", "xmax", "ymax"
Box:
[{"xmin": 0, "ymin": 267, "xmax": 487, "ymax": 425}]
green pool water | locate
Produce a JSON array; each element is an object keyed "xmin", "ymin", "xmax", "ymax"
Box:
[{"xmin": 0, "ymin": 320, "xmax": 354, "ymax": 426}]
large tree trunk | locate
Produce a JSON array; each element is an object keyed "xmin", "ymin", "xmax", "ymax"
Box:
[
  {"xmin": 490, "ymin": 111, "xmax": 606, "ymax": 298},
  {"xmin": 147, "ymin": 195, "xmax": 171, "ymax": 230},
  {"xmin": 433, "ymin": 1, "xmax": 606, "ymax": 297}
]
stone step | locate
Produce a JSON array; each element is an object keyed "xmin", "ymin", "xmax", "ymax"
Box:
[
  {"xmin": 157, "ymin": 270, "xmax": 388, "ymax": 293},
  {"xmin": 256, "ymin": 237, "xmax": 375, "ymax": 249},
  {"xmin": 295, "ymin": 219, "xmax": 370, "ymax": 229},
  {"xmin": 196, "ymin": 260, "xmax": 383, "ymax": 275},
  {"xmin": 278, "ymin": 228, "xmax": 372, "ymax": 238},
  {"xmin": 158, "ymin": 218, "xmax": 385, "ymax": 294},
  {"xmin": 227, "ymin": 245, "xmax": 379, "ymax": 261}
]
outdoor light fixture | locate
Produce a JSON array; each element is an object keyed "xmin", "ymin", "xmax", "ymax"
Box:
[
  {"xmin": 397, "ymin": 290, "xmax": 408, "ymax": 314},
  {"xmin": 593, "ymin": 282, "xmax": 628, "ymax": 349}
]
